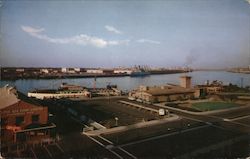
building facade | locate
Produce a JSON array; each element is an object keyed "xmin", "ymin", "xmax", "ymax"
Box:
[
  {"xmin": 180, "ymin": 76, "xmax": 192, "ymax": 88},
  {"xmin": 0, "ymin": 85, "xmax": 56, "ymax": 156},
  {"xmin": 129, "ymin": 76, "xmax": 200, "ymax": 103},
  {"xmin": 195, "ymin": 80, "xmax": 224, "ymax": 95},
  {"xmin": 86, "ymin": 69, "xmax": 104, "ymax": 74},
  {"xmin": 129, "ymin": 85, "xmax": 200, "ymax": 103},
  {"xmin": 114, "ymin": 69, "xmax": 132, "ymax": 74}
]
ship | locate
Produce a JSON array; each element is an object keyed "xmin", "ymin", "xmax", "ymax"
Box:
[
  {"xmin": 130, "ymin": 70, "xmax": 150, "ymax": 77},
  {"xmin": 130, "ymin": 66, "xmax": 150, "ymax": 77},
  {"xmin": 28, "ymin": 83, "xmax": 91, "ymax": 100}
]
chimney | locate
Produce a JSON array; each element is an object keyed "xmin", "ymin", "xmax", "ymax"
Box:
[{"xmin": 180, "ymin": 76, "xmax": 192, "ymax": 88}]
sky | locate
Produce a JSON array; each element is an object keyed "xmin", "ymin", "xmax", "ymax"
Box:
[{"xmin": 0, "ymin": 0, "xmax": 250, "ymax": 68}]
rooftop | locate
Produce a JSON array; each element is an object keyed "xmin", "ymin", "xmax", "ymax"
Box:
[
  {"xmin": 0, "ymin": 85, "xmax": 20, "ymax": 110},
  {"xmin": 143, "ymin": 85, "xmax": 195, "ymax": 96}
]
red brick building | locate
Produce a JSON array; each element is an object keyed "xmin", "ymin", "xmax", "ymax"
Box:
[{"xmin": 0, "ymin": 85, "xmax": 56, "ymax": 156}]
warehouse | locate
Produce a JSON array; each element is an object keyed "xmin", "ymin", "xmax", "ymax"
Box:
[
  {"xmin": 0, "ymin": 85, "xmax": 56, "ymax": 155},
  {"xmin": 129, "ymin": 76, "xmax": 201, "ymax": 103}
]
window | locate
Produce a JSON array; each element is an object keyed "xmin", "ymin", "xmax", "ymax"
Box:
[
  {"xmin": 1, "ymin": 129, "xmax": 4, "ymax": 136},
  {"xmin": 1, "ymin": 118, "xmax": 7, "ymax": 126},
  {"xmin": 16, "ymin": 116, "xmax": 24, "ymax": 126},
  {"xmin": 32, "ymin": 115, "xmax": 39, "ymax": 123}
]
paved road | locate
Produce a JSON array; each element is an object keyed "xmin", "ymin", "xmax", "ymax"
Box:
[{"xmin": 152, "ymin": 102, "xmax": 250, "ymax": 133}]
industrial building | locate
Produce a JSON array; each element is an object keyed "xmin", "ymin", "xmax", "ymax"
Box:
[
  {"xmin": 129, "ymin": 76, "xmax": 201, "ymax": 103},
  {"xmin": 195, "ymin": 80, "xmax": 224, "ymax": 95},
  {"xmin": 0, "ymin": 85, "xmax": 56, "ymax": 155}
]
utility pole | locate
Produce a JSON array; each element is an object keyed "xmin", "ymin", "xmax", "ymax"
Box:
[
  {"xmin": 240, "ymin": 77, "xmax": 244, "ymax": 88},
  {"xmin": 93, "ymin": 76, "xmax": 96, "ymax": 90}
]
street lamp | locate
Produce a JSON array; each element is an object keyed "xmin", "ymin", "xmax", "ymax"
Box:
[{"xmin": 115, "ymin": 117, "xmax": 119, "ymax": 127}]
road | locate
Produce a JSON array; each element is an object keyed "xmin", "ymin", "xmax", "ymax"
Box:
[{"xmin": 153, "ymin": 102, "xmax": 250, "ymax": 133}]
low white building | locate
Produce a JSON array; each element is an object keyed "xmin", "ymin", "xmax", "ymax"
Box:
[
  {"xmin": 16, "ymin": 69, "xmax": 24, "ymax": 72},
  {"xmin": 86, "ymin": 69, "xmax": 103, "ymax": 74},
  {"xmin": 40, "ymin": 69, "xmax": 49, "ymax": 74},
  {"xmin": 61, "ymin": 68, "xmax": 69, "ymax": 73},
  {"xmin": 74, "ymin": 68, "xmax": 80, "ymax": 72},
  {"xmin": 62, "ymin": 68, "xmax": 78, "ymax": 74},
  {"xmin": 114, "ymin": 69, "xmax": 132, "ymax": 74}
]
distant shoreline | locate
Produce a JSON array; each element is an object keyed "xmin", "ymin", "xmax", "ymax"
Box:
[{"xmin": 1, "ymin": 70, "xmax": 190, "ymax": 80}]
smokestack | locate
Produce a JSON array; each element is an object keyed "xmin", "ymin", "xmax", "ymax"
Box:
[{"xmin": 180, "ymin": 76, "xmax": 192, "ymax": 88}]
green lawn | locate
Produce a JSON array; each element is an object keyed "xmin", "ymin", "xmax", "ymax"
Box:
[{"xmin": 192, "ymin": 102, "xmax": 238, "ymax": 111}]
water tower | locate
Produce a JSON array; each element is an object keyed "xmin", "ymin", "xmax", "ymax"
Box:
[{"xmin": 180, "ymin": 76, "xmax": 192, "ymax": 88}]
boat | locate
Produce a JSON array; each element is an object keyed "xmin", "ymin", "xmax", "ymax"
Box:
[
  {"xmin": 28, "ymin": 83, "xmax": 91, "ymax": 100},
  {"xmin": 130, "ymin": 69, "xmax": 150, "ymax": 77},
  {"xmin": 130, "ymin": 65, "xmax": 151, "ymax": 77}
]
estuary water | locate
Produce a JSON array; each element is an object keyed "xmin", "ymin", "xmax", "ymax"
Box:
[{"xmin": 0, "ymin": 71, "xmax": 250, "ymax": 94}]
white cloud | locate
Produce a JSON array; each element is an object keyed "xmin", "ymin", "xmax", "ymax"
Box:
[
  {"xmin": 21, "ymin": 25, "xmax": 128, "ymax": 48},
  {"xmin": 105, "ymin": 25, "xmax": 123, "ymax": 34},
  {"xmin": 21, "ymin": 26, "xmax": 45, "ymax": 33},
  {"xmin": 136, "ymin": 39, "xmax": 160, "ymax": 45}
]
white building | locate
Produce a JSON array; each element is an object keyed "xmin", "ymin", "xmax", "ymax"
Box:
[
  {"xmin": 61, "ymin": 68, "xmax": 69, "ymax": 73},
  {"xmin": 114, "ymin": 69, "xmax": 132, "ymax": 74},
  {"xmin": 40, "ymin": 69, "xmax": 49, "ymax": 74},
  {"xmin": 86, "ymin": 69, "xmax": 103, "ymax": 74},
  {"xmin": 16, "ymin": 69, "xmax": 24, "ymax": 72},
  {"xmin": 74, "ymin": 68, "xmax": 80, "ymax": 72}
]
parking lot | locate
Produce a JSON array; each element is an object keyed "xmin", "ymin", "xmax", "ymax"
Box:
[{"xmin": 64, "ymin": 98, "xmax": 161, "ymax": 128}]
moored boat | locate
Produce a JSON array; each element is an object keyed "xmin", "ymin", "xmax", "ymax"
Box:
[{"xmin": 28, "ymin": 83, "xmax": 91, "ymax": 100}]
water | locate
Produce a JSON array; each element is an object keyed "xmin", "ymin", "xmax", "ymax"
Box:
[{"xmin": 0, "ymin": 71, "xmax": 249, "ymax": 94}]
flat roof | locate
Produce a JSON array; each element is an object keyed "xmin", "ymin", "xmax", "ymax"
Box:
[
  {"xmin": 144, "ymin": 85, "xmax": 195, "ymax": 96},
  {"xmin": 146, "ymin": 89, "xmax": 195, "ymax": 96}
]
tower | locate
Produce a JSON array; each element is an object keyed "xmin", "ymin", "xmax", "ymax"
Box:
[{"xmin": 180, "ymin": 76, "xmax": 192, "ymax": 88}]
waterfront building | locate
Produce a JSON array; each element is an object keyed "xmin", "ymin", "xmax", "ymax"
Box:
[
  {"xmin": 129, "ymin": 77, "xmax": 200, "ymax": 103},
  {"xmin": 195, "ymin": 80, "xmax": 224, "ymax": 95},
  {"xmin": 74, "ymin": 68, "xmax": 80, "ymax": 72},
  {"xmin": 90, "ymin": 85, "xmax": 123, "ymax": 96},
  {"xmin": 16, "ymin": 68, "xmax": 24, "ymax": 72},
  {"xmin": 61, "ymin": 67, "xmax": 77, "ymax": 74},
  {"xmin": 61, "ymin": 67, "xmax": 68, "ymax": 73},
  {"xmin": 114, "ymin": 69, "xmax": 132, "ymax": 74},
  {"xmin": 40, "ymin": 68, "xmax": 49, "ymax": 74},
  {"xmin": 0, "ymin": 85, "xmax": 56, "ymax": 155},
  {"xmin": 103, "ymin": 69, "xmax": 114, "ymax": 74},
  {"xmin": 86, "ymin": 69, "xmax": 104, "ymax": 74}
]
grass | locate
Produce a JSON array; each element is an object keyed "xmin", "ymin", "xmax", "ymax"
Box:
[{"xmin": 191, "ymin": 102, "xmax": 239, "ymax": 111}]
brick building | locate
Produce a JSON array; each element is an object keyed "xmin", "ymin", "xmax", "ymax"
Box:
[{"xmin": 0, "ymin": 85, "xmax": 56, "ymax": 156}]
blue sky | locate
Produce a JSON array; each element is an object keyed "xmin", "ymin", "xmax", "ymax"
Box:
[{"xmin": 0, "ymin": 0, "xmax": 250, "ymax": 68}]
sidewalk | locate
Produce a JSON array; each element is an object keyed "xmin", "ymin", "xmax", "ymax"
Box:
[
  {"xmin": 154, "ymin": 103, "xmax": 250, "ymax": 116},
  {"xmin": 83, "ymin": 114, "xmax": 179, "ymax": 136}
]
